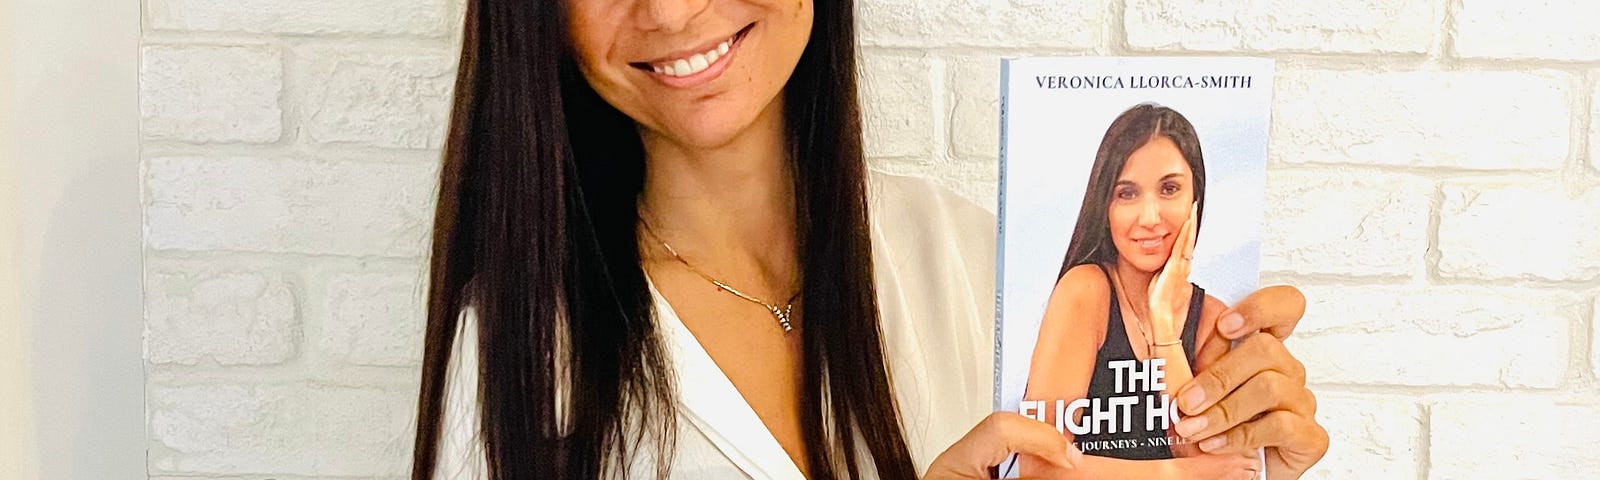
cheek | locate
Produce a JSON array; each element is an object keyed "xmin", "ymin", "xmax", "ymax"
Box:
[
  {"xmin": 1106, "ymin": 204, "xmax": 1137, "ymax": 234},
  {"xmin": 1159, "ymin": 196, "xmax": 1193, "ymax": 229}
]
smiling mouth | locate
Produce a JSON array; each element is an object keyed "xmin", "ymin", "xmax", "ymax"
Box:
[
  {"xmin": 630, "ymin": 23, "xmax": 754, "ymax": 78},
  {"xmin": 1133, "ymin": 236, "xmax": 1166, "ymax": 250}
]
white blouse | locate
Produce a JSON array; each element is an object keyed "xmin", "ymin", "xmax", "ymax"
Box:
[{"xmin": 433, "ymin": 171, "xmax": 997, "ymax": 479}]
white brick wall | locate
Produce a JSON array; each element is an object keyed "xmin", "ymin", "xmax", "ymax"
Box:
[
  {"xmin": 1438, "ymin": 182, "xmax": 1600, "ymax": 281},
  {"xmin": 1303, "ymin": 393, "xmax": 1422, "ymax": 480},
  {"xmin": 1262, "ymin": 171, "xmax": 1432, "ymax": 277},
  {"xmin": 1428, "ymin": 396, "xmax": 1600, "ymax": 479},
  {"xmin": 140, "ymin": 0, "xmax": 1600, "ymax": 478},
  {"xmin": 1289, "ymin": 286, "xmax": 1577, "ymax": 388},
  {"xmin": 1272, "ymin": 69, "xmax": 1571, "ymax": 170},
  {"xmin": 1125, "ymin": 0, "xmax": 1440, "ymax": 54},
  {"xmin": 141, "ymin": 45, "xmax": 283, "ymax": 143},
  {"xmin": 1453, "ymin": 0, "xmax": 1600, "ymax": 62}
]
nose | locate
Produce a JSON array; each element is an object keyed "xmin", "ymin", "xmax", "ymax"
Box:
[
  {"xmin": 635, "ymin": 0, "xmax": 711, "ymax": 33},
  {"xmin": 1137, "ymin": 197, "xmax": 1161, "ymax": 228}
]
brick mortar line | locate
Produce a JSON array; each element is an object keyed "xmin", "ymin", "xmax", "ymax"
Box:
[
  {"xmin": 144, "ymin": 246, "xmax": 427, "ymax": 262},
  {"xmin": 1309, "ymin": 384, "xmax": 1600, "ymax": 399},
  {"xmin": 1580, "ymin": 70, "xmax": 1597, "ymax": 174},
  {"xmin": 141, "ymin": 27, "xmax": 454, "ymax": 43},
  {"xmin": 147, "ymin": 370, "xmax": 421, "ymax": 389},
  {"xmin": 1105, "ymin": 0, "xmax": 1129, "ymax": 55},
  {"xmin": 929, "ymin": 56, "xmax": 952, "ymax": 169},
  {"xmin": 1416, "ymin": 401, "xmax": 1431, "ymax": 480},
  {"xmin": 1424, "ymin": 182, "xmax": 1445, "ymax": 285},
  {"xmin": 141, "ymin": 143, "xmax": 447, "ymax": 164},
  {"xmin": 144, "ymin": 248, "xmax": 424, "ymax": 266},
  {"xmin": 862, "ymin": 45, "xmax": 1600, "ymax": 73}
]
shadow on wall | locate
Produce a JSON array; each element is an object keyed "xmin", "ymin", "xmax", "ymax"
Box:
[{"xmin": 28, "ymin": 161, "xmax": 145, "ymax": 479}]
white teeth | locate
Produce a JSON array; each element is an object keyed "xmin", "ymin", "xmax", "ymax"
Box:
[{"xmin": 652, "ymin": 35, "xmax": 737, "ymax": 77}]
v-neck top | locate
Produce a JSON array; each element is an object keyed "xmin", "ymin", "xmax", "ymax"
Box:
[
  {"xmin": 432, "ymin": 171, "xmax": 998, "ymax": 479},
  {"xmin": 1076, "ymin": 264, "xmax": 1204, "ymax": 460}
]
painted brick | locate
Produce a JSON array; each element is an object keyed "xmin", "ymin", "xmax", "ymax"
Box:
[
  {"xmin": 1274, "ymin": 69, "xmax": 1570, "ymax": 170},
  {"xmin": 857, "ymin": 0, "xmax": 1102, "ymax": 49},
  {"xmin": 1591, "ymin": 80, "xmax": 1599, "ymax": 173},
  {"xmin": 1261, "ymin": 170, "xmax": 1430, "ymax": 277},
  {"xmin": 1429, "ymin": 396, "xmax": 1600, "ymax": 479},
  {"xmin": 861, "ymin": 52, "xmax": 935, "ymax": 159},
  {"xmin": 147, "ymin": 384, "xmax": 414, "ymax": 476},
  {"xmin": 1302, "ymin": 392, "xmax": 1422, "ymax": 480},
  {"xmin": 140, "ymin": 45, "xmax": 282, "ymax": 143},
  {"xmin": 146, "ymin": 0, "xmax": 450, "ymax": 36},
  {"xmin": 145, "ymin": 157, "xmax": 436, "ymax": 257},
  {"xmin": 1290, "ymin": 286, "xmax": 1574, "ymax": 388},
  {"xmin": 1438, "ymin": 182, "xmax": 1600, "ymax": 281},
  {"xmin": 1126, "ymin": 0, "xmax": 1437, "ymax": 54},
  {"xmin": 1593, "ymin": 295, "xmax": 1600, "ymax": 381},
  {"xmin": 145, "ymin": 268, "xmax": 298, "ymax": 366},
  {"xmin": 316, "ymin": 266, "xmax": 426, "ymax": 367},
  {"xmin": 949, "ymin": 56, "xmax": 1001, "ymax": 160},
  {"xmin": 300, "ymin": 49, "xmax": 456, "ymax": 150},
  {"xmin": 1454, "ymin": 0, "xmax": 1600, "ymax": 62}
]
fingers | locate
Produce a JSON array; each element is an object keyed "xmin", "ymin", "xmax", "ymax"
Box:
[
  {"xmin": 982, "ymin": 412, "xmax": 1082, "ymax": 470},
  {"xmin": 1174, "ymin": 369, "xmax": 1315, "ymax": 441},
  {"xmin": 1218, "ymin": 285, "xmax": 1306, "ymax": 340},
  {"xmin": 1174, "ymin": 333, "xmax": 1327, "ymax": 476},
  {"xmin": 1196, "ymin": 410, "xmax": 1329, "ymax": 469},
  {"xmin": 1185, "ymin": 200, "xmax": 1198, "ymax": 261},
  {"xmin": 1194, "ymin": 320, "xmax": 1232, "ymax": 371},
  {"xmin": 926, "ymin": 412, "xmax": 1081, "ymax": 479},
  {"xmin": 1176, "ymin": 333, "xmax": 1306, "ymax": 417}
]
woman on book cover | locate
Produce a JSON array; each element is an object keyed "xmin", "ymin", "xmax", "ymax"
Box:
[{"xmin": 1022, "ymin": 104, "xmax": 1299, "ymax": 478}]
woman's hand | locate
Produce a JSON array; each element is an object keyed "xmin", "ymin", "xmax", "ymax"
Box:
[
  {"xmin": 1170, "ymin": 452, "xmax": 1263, "ymax": 480},
  {"xmin": 1177, "ymin": 290, "xmax": 1329, "ymax": 480},
  {"xmin": 925, "ymin": 412, "xmax": 1082, "ymax": 479},
  {"xmin": 1147, "ymin": 202, "xmax": 1198, "ymax": 341}
]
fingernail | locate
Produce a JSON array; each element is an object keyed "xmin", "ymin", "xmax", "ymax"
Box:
[
  {"xmin": 1180, "ymin": 386, "xmax": 1206, "ymax": 411},
  {"xmin": 1220, "ymin": 313, "xmax": 1244, "ymax": 335},
  {"xmin": 1199, "ymin": 436, "xmax": 1227, "ymax": 452},
  {"xmin": 1176, "ymin": 416, "xmax": 1206, "ymax": 437}
]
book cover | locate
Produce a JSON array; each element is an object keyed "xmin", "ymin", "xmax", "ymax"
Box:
[{"xmin": 993, "ymin": 57, "xmax": 1274, "ymax": 477}]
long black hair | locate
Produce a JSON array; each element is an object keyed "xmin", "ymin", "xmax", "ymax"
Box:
[
  {"xmin": 1058, "ymin": 104, "xmax": 1207, "ymax": 277},
  {"xmin": 410, "ymin": 1, "xmax": 916, "ymax": 478}
]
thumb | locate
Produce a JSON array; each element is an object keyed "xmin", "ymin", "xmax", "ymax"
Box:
[{"xmin": 929, "ymin": 412, "xmax": 1083, "ymax": 479}]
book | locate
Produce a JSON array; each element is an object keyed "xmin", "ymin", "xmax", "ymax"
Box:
[{"xmin": 992, "ymin": 57, "xmax": 1274, "ymax": 477}]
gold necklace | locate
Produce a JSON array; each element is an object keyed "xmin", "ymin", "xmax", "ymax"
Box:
[
  {"xmin": 1110, "ymin": 268, "xmax": 1157, "ymax": 357},
  {"xmin": 639, "ymin": 219, "xmax": 799, "ymax": 333}
]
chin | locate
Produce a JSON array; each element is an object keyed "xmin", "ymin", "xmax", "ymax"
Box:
[
  {"xmin": 1119, "ymin": 253, "xmax": 1167, "ymax": 274},
  {"xmin": 657, "ymin": 108, "xmax": 764, "ymax": 149}
]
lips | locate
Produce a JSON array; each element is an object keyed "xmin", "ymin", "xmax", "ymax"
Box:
[
  {"xmin": 1131, "ymin": 234, "xmax": 1167, "ymax": 252},
  {"xmin": 630, "ymin": 23, "xmax": 753, "ymax": 80}
]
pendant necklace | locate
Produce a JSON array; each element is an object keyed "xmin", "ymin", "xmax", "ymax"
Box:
[{"xmin": 639, "ymin": 218, "xmax": 799, "ymax": 333}]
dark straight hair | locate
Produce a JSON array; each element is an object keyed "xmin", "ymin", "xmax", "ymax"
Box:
[
  {"xmin": 410, "ymin": 1, "xmax": 916, "ymax": 479},
  {"xmin": 1058, "ymin": 103, "xmax": 1207, "ymax": 277}
]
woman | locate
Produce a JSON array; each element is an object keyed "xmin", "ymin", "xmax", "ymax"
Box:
[
  {"xmin": 1022, "ymin": 104, "xmax": 1288, "ymax": 478},
  {"xmin": 410, "ymin": 1, "xmax": 1326, "ymax": 479}
]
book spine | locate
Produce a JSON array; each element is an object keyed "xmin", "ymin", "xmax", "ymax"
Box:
[{"xmin": 992, "ymin": 58, "xmax": 1011, "ymax": 413}]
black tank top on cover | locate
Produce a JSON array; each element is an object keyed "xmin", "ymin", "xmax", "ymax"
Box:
[{"xmin": 1073, "ymin": 264, "xmax": 1203, "ymax": 460}]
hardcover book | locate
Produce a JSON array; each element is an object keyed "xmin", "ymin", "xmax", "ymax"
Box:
[{"xmin": 992, "ymin": 57, "xmax": 1274, "ymax": 477}]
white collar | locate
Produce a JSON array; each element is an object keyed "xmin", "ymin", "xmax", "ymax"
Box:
[{"xmin": 648, "ymin": 278, "xmax": 808, "ymax": 480}]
